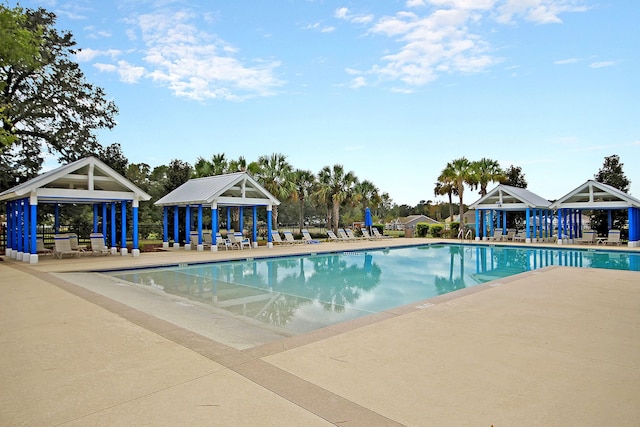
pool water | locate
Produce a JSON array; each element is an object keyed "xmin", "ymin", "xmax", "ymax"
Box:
[{"xmin": 105, "ymin": 244, "xmax": 640, "ymax": 333}]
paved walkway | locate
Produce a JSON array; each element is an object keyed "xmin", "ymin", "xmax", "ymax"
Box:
[{"xmin": 2, "ymin": 239, "xmax": 639, "ymax": 426}]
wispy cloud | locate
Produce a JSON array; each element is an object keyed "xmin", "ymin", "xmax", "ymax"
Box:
[
  {"xmin": 303, "ymin": 22, "xmax": 335, "ymax": 33},
  {"xmin": 589, "ymin": 61, "xmax": 616, "ymax": 68},
  {"xmin": 554, "ymin": 57, "xmax": 580, "ymax": 64},
  {"xmin": 95, "ymin": 10, "xmax": 283, "ymax": 101},
  {"xmin": 339, "ymin": 1, "xmax": 589, "ymax": 88},
  {"xmin": 76, "ymin": 48, "xmax": 122, "ymax": 62}
]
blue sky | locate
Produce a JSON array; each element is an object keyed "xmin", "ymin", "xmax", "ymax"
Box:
[{"xmin": 17, "ymin": 0, "xmax": 640, "ymax": 205}]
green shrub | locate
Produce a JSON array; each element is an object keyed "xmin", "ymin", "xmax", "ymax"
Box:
[
  {"xmin": 430, "ymin": 224, "xmax": 444, "ymax": 238},
  {"xmin": 416, "ymin": 223, "xmax": 430, "ymax": 237},
  {"xmin": 449, "ymin": 222, "xmax": 460, "ymax": 238}
]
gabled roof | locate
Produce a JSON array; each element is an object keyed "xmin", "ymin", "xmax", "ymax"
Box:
[
  {"xmin": 550, "ymin": 180, "xmax": 640, "ymax": 209},
  {"xmin": 155, "ymin": 172, "xmax": 280, "ymax": 207},
  {"xmin": 469, "ymin": 184, "xmax": 551, "ymax": 211},
  {"xmin": 399, "ymin": 215, "xmax": 440, "ymax": 225},
  {"xmin": 0, "ymin": 156, "xmax": 151, "ymax": 203}
]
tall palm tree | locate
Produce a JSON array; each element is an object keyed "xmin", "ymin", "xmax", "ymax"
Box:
[
  {"xmin": 472, "ymin": 157, "xmax": 505, "ymax": 197},
  {"xmin": 256, "ymin": 153, "xmax": 295, "ymax": 229},
  {"xmin": 440, "ymin": 158, "xmax": 474, "ymax": 226},
  {"xmin": 291, "ymin": 169, "xmax": 316, "ymax": 233},
  {"xmin": 210, "ymin": 153, "xmax": 228, "ymax": 175},
  {"xmin": 193, "ymin": 156, "xmax": 214, "ymax": 177},
  {"xmin": 315, "ymin": 164, "xmax": 358, "ymax": 234},
  {"xmin": 355, "ymin": 179, "xmax": 380, "ymax": 209},
  {"xmin": 434, "ymin": 176, "xmax": 456, "ymax": 223}
]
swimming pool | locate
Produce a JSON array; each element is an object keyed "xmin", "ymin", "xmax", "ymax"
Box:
[{"xmin": 105, "ymin": 244, "xmax": 640, "ymax": 334}]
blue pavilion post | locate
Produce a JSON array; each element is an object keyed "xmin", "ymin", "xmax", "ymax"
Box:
[
  {"xmin": 16, "ymin": 199, "xmax": 23, "ymax": 259},
  {"xmin": 23, "ymin": 198, "xmax": 30, "ymax": 262},
  {"xmin": 525, "ymin": 208, "xmax": 531, "ymax": 243},
  {"xmin": 239, "ymin": 207, "xmax": 244, "ymax": 232},
  {"xmin": 211, "ymin": 203, "xmax": 218, "ymax": 251},
  {"xmin": 102, "ymin": 203, "xmax": 107, "ymax": 239},
  {"xmin": 474, "ymin": 209, "xmax": 480, "ymax": 241},
  {"xmin": 121, "ymin": 200, "xmax": 127, "ymax": 256},
  {"xmin": 197, "ymin": 204, "xmax": 203, "ymax": 251},
  {"xmin": 111, "ymin": 202, "xmax": 117, "ymax": 253},
  {"xmin": 132, "ymin": 199, "xmax": 140, "ymax": 257},
  {"xmin": 226, "ymin": 208, "xmax": 231, "ymax": 233},
  {"xmin": 6, "ymin": 201, "xmax": 13, "ymax": 258},
  {"xmin": 163, "ymin": 206, "xmax": 169, "ymax": 249},
  {"xmin": 54, "ymin": 204, "xmax": 60, "ymax": 234},
  {"xmin": 93, "ymin": 204, "xmax": 99, "ymax": 232},
  {"xmin": 267, "ymin": 205, "xmax": 273, "ymax": 248},
  {"xmin": 173, "ymin": 205, "xmax": 180, "ymax": 249},
  {"xmin": 252, "ymin": 206, "xmax": 258, "ymax": 248},
  {"xmin": 185, "ymin": 204, "xmax": 191, "ymax": 250},
  {"xmin": 29, "ymin": 197, "xmax": 37, "ymax": 263},
  {"xmin": 629, "ymin": 207, "xmax": 639, "ymax": 248}
]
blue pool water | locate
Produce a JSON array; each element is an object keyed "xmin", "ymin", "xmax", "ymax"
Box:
[{"xmin": 105, "ymin": 244, "xmax": 640, "ymax": 333}]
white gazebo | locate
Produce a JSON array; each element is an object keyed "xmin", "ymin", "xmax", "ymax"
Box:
[
  {"xmin": 154, "ymin": 172, "xmax": 280, "ymax": 250},
  {"xmin": 0, "ymin": 156, "xmax": 151, "ymax": 263},
  {"xmin": 469, "ymin": 185, "xmax": 552, "ymax": 243},
  {"xmin": 550, "ymin": 180, "xmax": 640, "ymax": 247}
]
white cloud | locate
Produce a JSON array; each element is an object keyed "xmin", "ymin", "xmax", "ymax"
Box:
[
  {"xmin": 339, "ymin": 1, "xmax": 586, "ymax": 88},
  {"xmin": 335, "ymin": 7, "xmax": 374, "ymax": 24},
  {"xmin": 76, "ymin": 48, "xmax": 122, "ymax": 62},
  {"xmin": 554, "ymin": 57, "xmax": 580, "ymax": 64},
  {"xmin": 589, "ymin": 61, "xmax": 615, "ymax": 68},
  {"xmin": 100, "ymin": 11, "xmax": 284, "ymax": 100},
  {"xmin": 304, "ymin": 22, "xmax": 335, "ymax": 33},
  {"xmin": 349, "ymin": 76, "xmax": 367, "ymax": 88},
  {"xmin": 496, "ymin": 0, "xmax": 589, "ymax": 25}
]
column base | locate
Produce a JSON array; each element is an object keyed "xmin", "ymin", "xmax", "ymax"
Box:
[
  {"xmin": 15, "ymin": 251, "xmax": 22, "ymax": 260},
  {"xmin": 173, "ymin": 243, "xmax": 180, "ymax": 249},
  {"xmin": 111, "ymin": 247, "xmax": 118, "ymax": 255},
  {"xmin": 162, "ymin": 241, "xmax": 169, "ymax": 249},
  {"xmin": 132, "ymin": 249, "xmax": 140, "ymax": 257},
  {"xmin": 121, "ymin": 247, "xmax": 128, "ymax": 256},
  {"xmin": 628, "ymin": 241, "xmax": 639, "ymax": 248},
  {"xmin": 210, "ymin": 246, "xmax": 218, "ymax": 252},
  {"xmin": 29, "ymin": 254, "xmax": 39, "ymax": 264},
  {"xmin": 252, "ymin": 242, "xmax": 258, "ymax": 248},
  {"xmin": 197, "ymin": 244, "xmax": 203, "ymax": 251},
  {"xmin": 267, "ymin": 242, "xmax": 273, "ymax": 248},
  {"xmin": 6, "ymin": 249, "xmax": 12, "ymax": 258},
  {"xmin": 22, "ymin": 252, "xmax": 30, "ymax": 262},
  {"xmin": 185, "ymin": 243, "xmax": 192, "ymax": 251}
]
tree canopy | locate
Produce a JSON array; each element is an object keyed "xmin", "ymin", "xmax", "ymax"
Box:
[{"xmin": 0, "ymin": 5, "xmax": 118, "ymax": 181}]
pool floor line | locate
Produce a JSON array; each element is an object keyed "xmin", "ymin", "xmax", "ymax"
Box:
[{"xmin": 6, "ymin": 260, "xmax": 403, "ymax": 426}]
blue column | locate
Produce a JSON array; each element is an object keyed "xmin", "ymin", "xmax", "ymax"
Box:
[
  {"xmin": 212, "ymin": 205, "xmax": 218, "ymax": 245},
  {"xmin": 239, "ymin": 207, "xmax": 244, "ymax": 231},
  {"xmin": 93, "ymin": 204, "xmax": 99, "ymax": 232},
  {"xmin": 629, "ymin": 207, "xmax": 638, "ymax": 245},
  {"xmin": 568, "ymin": 210, "xmax": 573, "ymax": 239},
  {"xmin": 525, "ymin": 207, "xmax": 530, "ymax": 240},
  {"xmin": 173, "ymin": 206, "xmax": 179, "ymax": 245},
  {"xmin": 102, "ymin": 203, "xmax": 108, "ymax": 238},
  {"xmin": 111, "ymin": 202, "xmax": 117, "ymax": 247},
  {"xmin": 54, "ymin": 204, "xmax": 60, "ymax": 234},
  {"xmin": 163, "ymin": 206, "xmax": 168, "ymax": 244},
  {"xmin": 198, "ymin": 204, "xmax": 203, "ymax": 245},
  {"xmin": 30, "ymin": 202, "xmax": 37, "ymax": 256},
  {"xmin": 578, "ymin": 211, "xmax": 583, "ymax": 237},
  {"xmin": 496, "ymin": 210, "xmax": 501, "ymax": 229},
  {"xmin": 6, "ymin": 201, "xmax": 12, "ymax": 251},
  {"xmin": 226, "ymin": 208, "xmax": 231, "ymax": 232},
  {"xmin": 474, "ymin": 209, "xmax": 480, "ymax": 239},
  {"xmin": 24, "ymin": 198, "xmax": 30, "ymax": 254},
  {"xmin": 185, "ymin": 205, "xmax": 191, "ymax": 241},
  {"xmin": 252, "ymin": 206, "xmax": 258, "ymax": 244},
  {"xmin": 481, "ymin": 210, "xmax": 487, "ymax": 239},
  {"xmin": 267, "ymin": 208, "xmax": 273, "ymax": 243},
  {"xmin": 488, "ymin": 210, "xmax": 494, "ymax": 237},
  {"xmin": 132, "ymin": 202, "xmax": 139, "ymax": 251},
  {"xmin": 558, "ymin": 209, "xmax": 564, "ymax": 240},
  {"xmin": 17, "ymin": 200, "xmax": 23, "ymax": 253},
  {"xmin": 607, "ymin": 210, "xmax": 612, "ymax": 230},
  {"xmin": 121, "ymin": 200, "xmax": 127, "ymax": 250},
  {"xmin": 502, "ymin": 211, "xmax": 507, "ymax": 232}
]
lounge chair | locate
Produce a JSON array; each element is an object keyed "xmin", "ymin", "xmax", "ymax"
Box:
[
  {"xmin": 202, "ymin": 232, "xmax": 212, "ymax": 249},
  {"xmin": 327, "ymin": 230, "xmax": 346, "ymax": 242},
  {"xmin": 344, "ymin": 229, "xmax": 363, "ymax": 240},
  {"xmin": 53, "ymin": 235, "xmax": 80, "ymax": 259},
  {"xmin": 371, "ymin": 228, "xmax": 391, "ymax": 239},
  {"xmin": 90, "ymin": 232, "xmax": 110, "ymax": 256},
  {"xmin": 360, "ymin": 229, "xmax": 375, "ymax": 240},
  {"xmin": 503, "ymin": 229, "xmax": 517, "ymax": 241},
  {"xmin": 233, "ymin": 232, "xmax": 252, "ymax": 249},
  {"xmin": 577, "ymin": 230, "xmax": 596, "ymax": 245},
  {"xmin": 283, "ymin": 230, "xmax": 303, "ymax": 245},
  {"xmin": 604, "ymin": 229, "xmax": 621, "ymax": 246},
  {"xmin": 68, "ymin": 233, "xmax": 87, "ymax": 253},
  {"xmin": 338, "ymin": 229, "xmax": 354, "ymax": 241},
  {"xmin": 270, "ymin": 230, "xmax": 287, "ymax": 245},
  {"xmin": 488, "ymin": 228, "xmax": 504, "ymax": 241},
  {"xmin": 215, "ymin": 233, "xmax": 231, "ymax": 250},
  {"xmin": 301, "ymin": 229, "xmax": 320, "ymax": 244},
  {"xmin": 36, "ymin": 238, "xmax": 52, "ymax": 256}
]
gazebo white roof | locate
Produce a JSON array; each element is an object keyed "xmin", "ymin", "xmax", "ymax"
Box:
[
  {"xmin": 0, "ymin": 156, "xmax": 151, "ymax": 204},
  {"xmin": 550, "ymin": 180, "xmax": 640, "ymax": 210},
  {"xmin": 469, "ymin": 184, "xmax": 551, "ymax": 211},
  {"xmin": 155, "ymin": 172, "xmax": 279, "ymax": 208}
]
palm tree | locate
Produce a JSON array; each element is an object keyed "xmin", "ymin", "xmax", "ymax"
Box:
[
  {"xmin": 355, "ymin": 179, "xmax": 380, "ymax": 209},
  {"xmin": 434, "ymin": 176, "xmax": 456, "ymax": 223},
  {"xmin": 440, "ymin": 158, "xmax": 474, "ymax": 226},
  {"xmin": 256, "ymin": 153, "xmax": 295, "ymax": 229},
  {"xmin": 193, "ymin": 156, "xmax": 214, "ymax": 177},
  {"xmin": 472, "ymin": 158, "xmax": 505, "ymax": 197},
  {"xmin": 315, "ymin": 164, "xmax": 358, "ymax": 234},
  {"xmin": 291, "ymin": 169, "xmax": 316, "ymax": 233},
  {"xmin": 210, "ymin": 153, "xmax": 228, "ymax": 175}
]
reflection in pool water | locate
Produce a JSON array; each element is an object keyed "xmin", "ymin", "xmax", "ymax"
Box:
[{"xmin": 106, "ymin": 245, "xmax": 640, "ymax": 333}]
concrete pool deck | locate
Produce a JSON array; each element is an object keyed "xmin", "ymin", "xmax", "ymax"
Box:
[{"xmin": 2, "ymin": 238, "xmax": 639, "ymax": 426}]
